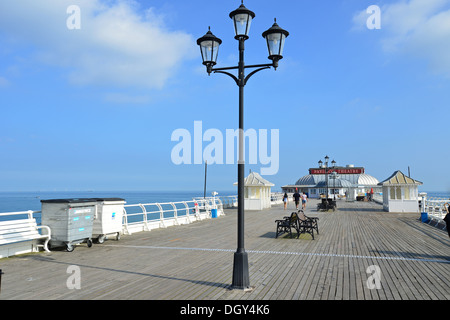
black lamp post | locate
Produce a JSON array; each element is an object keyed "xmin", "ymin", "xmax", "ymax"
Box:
[
  {"xmin": 197, "ymin": 1, "xmax": 289, "ymax": 290},
  {"xmin": 318, "ymin": 156, "xmax": 330, "ymax": 201},
  {"xmin": 331, "ymin": 160, "xmax": 336, "ymax": 200}
]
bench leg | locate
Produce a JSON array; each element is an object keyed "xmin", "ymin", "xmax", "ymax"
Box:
[
  {"xmin": 37, "ymin": 226, "xmax": 52, "ymax": 252},
  {"xmin": 43, "ymin": 238, "xmax": 50, "ymax": 252}
]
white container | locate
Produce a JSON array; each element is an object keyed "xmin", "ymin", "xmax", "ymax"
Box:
[{"xmin": 92, "ymin": 198, "xmax": 126, "ymax": 243}]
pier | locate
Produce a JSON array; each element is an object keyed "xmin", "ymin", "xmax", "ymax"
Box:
[{"xmin": 0, "ymin": 199, "xmax": 449, "ymax": 300}]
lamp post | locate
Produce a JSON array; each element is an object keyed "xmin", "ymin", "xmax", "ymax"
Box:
[
  {"xmin": 331, "ymin": 159, "xmax": 336, "ymax": 200},
  {"xmin": 197, "ymin": 1, "xmax": 289, "ymax": 290},
  {"xmin": 318, "ymin": 156, "xmax": 330, "ymax": 201}
]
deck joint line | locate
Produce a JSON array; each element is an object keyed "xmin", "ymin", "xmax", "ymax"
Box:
[{"xmin": 103, "ymin": 244, "xmax": 450, "ymax": 264}]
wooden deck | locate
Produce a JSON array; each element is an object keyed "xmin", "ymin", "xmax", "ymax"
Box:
[{"xmin": 0, "ymin": 199, "xmax": 449, "ymax": 301}]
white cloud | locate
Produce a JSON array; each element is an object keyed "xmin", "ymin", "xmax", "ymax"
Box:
[
  {"xmin": 352, "ymin": 0, "xmax": 450, "ymax": 78},
  {"xmin": 0, "ymin": 0, "xmax": 196, "ymax": 89},
  {"xmin": 0, "ymin": 76, "xmax": 9, "ymax": 87}
]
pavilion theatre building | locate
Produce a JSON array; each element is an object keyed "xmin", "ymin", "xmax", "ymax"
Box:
[{"xmin": 282, "ymin": 164, "xmax": 380, "ymax": 200}]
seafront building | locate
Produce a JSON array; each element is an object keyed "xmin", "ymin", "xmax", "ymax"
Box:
[
  {"xmin": 378, "ymin": 170, "xmax": 423, "ymax": 213},
  {"xmin": 234, "ymin": 171, "xmax": 274, "ymax": 210},
  {"xmin": 282, "ymin": 163, "xmax": 380, "ymax": 200}
]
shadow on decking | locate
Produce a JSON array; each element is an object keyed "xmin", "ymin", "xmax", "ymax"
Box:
[
  {"xmin": 260, "ymin": 231, "xmax": 277, "ymax": 238},
  {"xmin": 337, "ymin": 206, "xmax": 383, "ymax": 212},
  {"xmin": 369, "ymin": 250, "xmax": 450, "ymax": 263},
  {"xmin": 27, "ymin": 254, "xmax": 230, "ymax": 289},
  {"xmin": 259, "ymin": 231, "xmax": 314, "ymax": 240}
]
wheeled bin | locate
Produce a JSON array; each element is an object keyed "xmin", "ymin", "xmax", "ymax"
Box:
[
  {"xmin": 91, "ymin": 198, "xmax": 126, "ymax": 243},
  {"xmin": 40, "ymin": 198, "xmax": 96, "ymax": 252}
]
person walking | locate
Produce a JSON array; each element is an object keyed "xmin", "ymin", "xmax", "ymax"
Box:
[
  {"xmin": 301, "ymin": 192, "xmax": 308, "ymax": 210},
  {"xmin": 444, "ymin": 203, "xmax": 450, "ymax": 238},
  {"xmin": 283, "ymin": 192, "xmax": 288, "ymax": 210},
  {"xmin": 293, "ymin": 189, "xmax": 301, "ymax": 210}
]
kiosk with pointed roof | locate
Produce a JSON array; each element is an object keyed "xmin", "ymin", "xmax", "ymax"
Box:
[
  {"xmin": 234, "ymin": 171, "xmax": 274, "ymax": 210},
  {"xmin": 378, "ymin": 170, "xmax": 423, "ymax": 212}
]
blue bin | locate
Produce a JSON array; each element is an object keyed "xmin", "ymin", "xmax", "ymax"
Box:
[
  {"xmin": 420, "ymin": 212, "xmax": 429, "ymax": 223},
  {"xmin": 211, "ymin": 209, "xmax": 218, "ymax": 218}
]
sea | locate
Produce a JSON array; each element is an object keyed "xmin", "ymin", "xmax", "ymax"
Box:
[
  {"xmin": 0, "ymin": 190, "xmax": 237, "ymax": 214},
  {"xmin": 1, "ymin": 190, "xmax": 448, "ymax": 213}
]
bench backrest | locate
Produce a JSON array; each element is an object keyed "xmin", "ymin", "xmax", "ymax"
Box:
[
  {"xmin": 0, "ymin": 218, "xmax": 40, "ymax": 245},
  {"xmin": 288, "ymin": 212, "xmax": 298, "ymax": 224},
  {"xmin": 298, "ymin": 210, "xmax": 307, "ymax": 221}
]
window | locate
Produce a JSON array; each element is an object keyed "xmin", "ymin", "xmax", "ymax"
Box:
[
  {"xmin": 390, "ymin": 187, "xmax": 396, "ymax": 199},
  {"xmin": 390, "ymin": 187, "xmax": 402, "ymax": 200},
  {"xmin": 404, "ymin": 187, "xmax": 410, "ymax": 200}
]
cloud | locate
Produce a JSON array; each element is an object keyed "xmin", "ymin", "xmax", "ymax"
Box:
[
  {"xmin": 352, "ymin": 0, "xmax": 450, "ymax": 78},
  {"xmin": 0, "ymin": 0, "xmax": 196, "ymax": 89},
  {"xmin": 0, "ymin": 76, "xmax": 9, "ymax": 87}
]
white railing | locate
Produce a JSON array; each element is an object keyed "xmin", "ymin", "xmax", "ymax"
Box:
[
  {"xmin": 423, "ymin": 197, "xmax": 449, "ymax": 220},
  {"xmin": 2, "ymin": 193, "xmax": 294, "ymax": 246},
  {"xmin": 270, "ymin": 192, "xmax": 285, "ymax": 204},
  {"xmin": 0, "ymin": 210, "xmax": 40, "ymax": 220},
  {"xmin": 193, "ymin": 195, "xmax": 237, "ymax": 209},
  {"xmin": 122, "ymin": 198, "xmax": 225, "ymax": 235}
]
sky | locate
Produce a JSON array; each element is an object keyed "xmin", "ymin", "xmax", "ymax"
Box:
[{"xmin": 0, "ymin": 0, "xmax": 449, "ymax": 193}]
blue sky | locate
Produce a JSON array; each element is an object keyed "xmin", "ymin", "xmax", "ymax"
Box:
[{"xmin": 0, "ymin": 0, "xmax": 449, "ymax": 192}]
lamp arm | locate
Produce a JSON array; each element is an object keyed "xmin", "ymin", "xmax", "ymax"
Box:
[
  {"xmin": 213, "ymin": 70, "xmax": 239, "ymax": 86},
  {"xmin": 244, "ymin": 66, "xmax": 271, "ymax": 85},
  {"xmin": 211, "ymin": 62, "xmax": 275, "ymax": 86}
]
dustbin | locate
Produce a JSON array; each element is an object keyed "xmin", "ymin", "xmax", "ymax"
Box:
[
  {"xmin": 40, "ymin": 198, "xmax": 97, "ymax": 252},
  {"xmin": 420, "ymin": 212, "xmax": 429, "ymax": 223},
  {"xmin": 211, "ymin": 208, "xmax": 218, "ymax": 218},
  {"xmin": 91, "ymin": 198, "xmax": 126, "ymax": 243}
]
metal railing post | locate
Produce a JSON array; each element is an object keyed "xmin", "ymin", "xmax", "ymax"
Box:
[
  {"xmin": 156, "ymin": 203, "xmax": 166, "ymax": 228},
  {"xmin": 139, "ymin": 204, "xmax": 148, "ymax": 231},
  {"xmin": 171, "ymin": 202, "xmax": 179, "ymax": 225}
]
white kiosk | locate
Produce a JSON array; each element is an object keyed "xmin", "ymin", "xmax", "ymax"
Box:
[
  {"xmin": 378, "ymin": 170, "xmax": 423, "ymax": 213},
  {"xmin": 234, "ymin": 172, "xmax": 274, "ymax": 211}
]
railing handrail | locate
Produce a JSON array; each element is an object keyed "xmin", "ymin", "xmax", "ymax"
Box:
[
  {"xmin": 0, "ymin": 210, "xmax": 40, "ymax": 219},
  {"xmin": 0, "ymin": 193, "xmax": 285, "ymax": 233},
  {"xmin": 423, "ymin": 196, "xmax": 449, "ymax": 220}
]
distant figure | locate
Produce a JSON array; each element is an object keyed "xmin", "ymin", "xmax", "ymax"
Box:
[
  {"xmin": 293, "ymin": 190, "xmax": 301, "ymax": 210},
  {"xmin": 444, "ymin": 203, "xmax": 450, "ymax": 238},
  {"xmin": 283, "ymin": 192, "xmax": 288, "ymax": 210},
  {"xmin": 301, "ymin": 192, "xmax": 308, "ymax": 210}
]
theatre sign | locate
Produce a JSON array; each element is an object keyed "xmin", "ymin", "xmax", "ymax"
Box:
[{"xmin": 309, "ymin": 167, "xmax": 365, "ymax": 175}]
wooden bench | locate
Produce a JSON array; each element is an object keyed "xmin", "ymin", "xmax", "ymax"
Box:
[
  {"xmin": 0, "ymin": 218, "xmax": 51, "ymax": 255},
  {"xmin": 297, "ymin": 210, "xmax": 319, "ymax": 240},
  {"xmin": 275, "ymin": 211, "xmax": 300, "ymax": 238}
]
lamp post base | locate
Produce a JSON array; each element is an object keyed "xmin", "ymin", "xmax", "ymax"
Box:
[{"xmin": 231, "ymin": 250, "xmax": 250, "ymax": 290}]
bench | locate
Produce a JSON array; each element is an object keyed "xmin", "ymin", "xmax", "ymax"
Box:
[
  {"xmin": 297, "ymin": 210, "xmax": 319, "ymax": 240},
  {"xmin": 317, "ymin": 198, "xmax": 336, "ymax": 212},
  {"xmin": 0, "ymin": 218, "xmax": 51, "ymax": 255},
  {"xmin": 275, "ymin": 211, "xmax": 300, "ymax": 238}
]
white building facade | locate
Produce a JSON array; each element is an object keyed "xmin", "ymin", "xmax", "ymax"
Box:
[
  {"xmin": 234, "ymin": 172, "xmax": 274, "ymax": 210},
  {"xmin": 378, "ymin": 170, "xmax": 423, "ymax": 213},
  {"xmin": 282, "ymin": 164, "xmax": 380, "ymax": 199}
]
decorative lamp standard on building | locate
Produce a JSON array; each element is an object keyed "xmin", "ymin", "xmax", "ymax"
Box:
[{"xmin": 196, "ymin": 1, "xmax": 289, "ymax": 290}]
